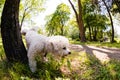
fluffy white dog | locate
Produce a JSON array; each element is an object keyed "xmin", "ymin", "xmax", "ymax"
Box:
[{"xmin": 22, "ymin": 29, "xmax": 71, "ymax": 72}]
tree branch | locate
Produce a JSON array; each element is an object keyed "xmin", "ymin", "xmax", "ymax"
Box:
[{"xmin": 68, "ymin": 0, "xmax": 79, "ymax": 23}]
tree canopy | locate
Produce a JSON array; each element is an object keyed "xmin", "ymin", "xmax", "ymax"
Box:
[
  {"xmin": 45, "ymin": 3, "xmax": 70, "ymax": 36},
  {"xmin": 0, "ymin": 0, "xmax": 120, "ymax": 41}
]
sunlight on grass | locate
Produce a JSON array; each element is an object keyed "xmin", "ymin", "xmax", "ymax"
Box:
[
  {"xmin": 71, "ymin": 40, "xmax": 120, "ymax": 48},
  {"xmin": 0, "ymin": 49, "xmax": 120, "ymax": 79},
  {"xmin": 1, "ymin": 38, "xmax": 120, "ymax": 79}
]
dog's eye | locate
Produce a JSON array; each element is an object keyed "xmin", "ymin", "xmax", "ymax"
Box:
[{"xmin": 63, "ymin": 47, "xmax": 66, "ymax": 50}]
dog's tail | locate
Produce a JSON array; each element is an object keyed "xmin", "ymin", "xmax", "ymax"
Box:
[{"xmin": 21, "ymin": 27, "xmax": 39, "ymax": 36}]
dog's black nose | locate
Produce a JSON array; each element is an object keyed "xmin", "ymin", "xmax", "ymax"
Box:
[{"xmin": 68, "ymin": 52, "xmax": 71, "ymax": 54}]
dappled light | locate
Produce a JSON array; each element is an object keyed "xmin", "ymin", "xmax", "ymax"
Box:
[
  {"xmin": 70, "ymin": 44, "xmax": 120, "ymax": 62},
  {"xmin": 1, "ymin": 0, "xmax": 120, "ymax": 79},
  {"xmin": 93, "ymin": 50, "xmax": 110, "ymax": 62}
]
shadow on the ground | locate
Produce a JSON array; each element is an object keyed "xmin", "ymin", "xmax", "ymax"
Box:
[
  {"xmin": 82, "ymin": 45, "xmax": 120, "ymax": 61},
  {"xmin": 68, "ymin": 44, "xmax": 114, "ymax": 79},
  {"xmin": 69, "ymin": 44, "xmax": 120, "ymax": 61}
]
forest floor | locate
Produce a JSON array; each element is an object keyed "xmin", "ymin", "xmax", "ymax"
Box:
[
  {"xmin": 59, "ymin": 44, "xmax": 120, "ymax": 76},
  {"xmin": 69, "ymin": 44, "xmax": 120, "ymax": 62}
]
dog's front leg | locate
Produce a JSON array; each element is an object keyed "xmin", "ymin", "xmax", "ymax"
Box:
[
  {"xmin": 42, "ymin": 52, "xmax": 48, "ymax": 62},
  {"xmin": 43, "ymin": 57, "xmax": 48, "ymax": 62},
  {"xmin": 28, "ymin": 57, "xmax": 37, "ymax": 73},
  {"xmin": 27, "ymin": 50, "xmax": 37, "ymax": 73}
]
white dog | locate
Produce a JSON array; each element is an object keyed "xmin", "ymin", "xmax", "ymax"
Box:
[{"xmin": 22, "ymin": 29, "xmax": 71, "ymax": 72}]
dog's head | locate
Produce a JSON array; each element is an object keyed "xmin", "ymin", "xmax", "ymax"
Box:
[{"xmin": 48, "ymin": 36, "xmax": 71, "ymax": 57}]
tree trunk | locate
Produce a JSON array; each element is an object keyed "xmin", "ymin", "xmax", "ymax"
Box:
[
  {"xmin": 61, "ymin": 24, "xmax": 64, "ymax": 36},
  {"xmin": 68, "ymin": 0, "xmax": 86, "ymax": 42},
  {"xmin": 1, "ymin": 0, "xmax": 28, "ymax": 63},
  {"xmin": 93, "ymin": 26, "xmax": 97, "ymax": 41},
  {"xmin": 102, "ymin": 0, "xmax": 114, "ymax": 43},
  {"xmin": 88, "ymin": 24, "xmax": 92, "ymax": 41},
  {"xmin": 78, "ymin": 0, "xmax": 86, "ymax": 42},
  {"xmin": 91, "ymin": 27, "xmax": 94, "ymax": 41}
]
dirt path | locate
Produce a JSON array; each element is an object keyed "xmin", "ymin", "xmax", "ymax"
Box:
[{"xmin": 69, "ymin": 44, "xmax": 120, "ymax": 62}]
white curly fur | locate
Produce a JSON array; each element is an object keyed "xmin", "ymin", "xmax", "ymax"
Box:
[{"xmin": 22, "ymin": 29, "xmax": 71, "ymax": 72}]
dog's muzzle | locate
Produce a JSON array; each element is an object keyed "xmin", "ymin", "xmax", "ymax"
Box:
[
  {"xmin": 68, "ymin": 52, "xmax": 71, "ymax": 54},
  {"xmin": 62, "ymin": 51, "xmax": 71, "ymax": 58}
]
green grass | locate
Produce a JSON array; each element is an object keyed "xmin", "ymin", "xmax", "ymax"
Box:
[
  {"xmin": 1, "ymin": 38, "xmax": 120, "ymax": 79},
  {"xmin": 71, "ymin": 40, "xmax": 120, "ymax": 48},
  {"xmin": 1, "ymin": 48, "xmax": 120, "ymax": 79}
]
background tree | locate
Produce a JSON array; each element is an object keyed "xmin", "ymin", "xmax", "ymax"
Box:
[
  {"xmin": 67, "ymin": 17, "xmax": 80, "ymax": 40},
  {"xmin": 101, "ymin": 0, "xmax": 115, "ymax": 42},
  {"xmin": 68, "ymin": 0, "xmax": 86, "ymax": 42},
  {"xmin": 83, "ymin": 0, "xmax": 109, "ymax": 41},
  {"xmin": 1, "ymin": 0, "xmax": 28, "ymax": 63},
  {"xmin": 45, "ymin": 3, "xmax": 70, "ymax": 36},
  {"xmin": 19, "ymin": 0, "xmax": 45, "ymax": 29},
  {"xmin": 0, "ymin": 0, "xmax": 5, "ymax": 8},
  {"xmin": 112, "ymin": 0, "xmax": 120, "ymax": 12},
  {"xmin": 0, "ymin": 0, "xmax": 5, "ymax": 23}
]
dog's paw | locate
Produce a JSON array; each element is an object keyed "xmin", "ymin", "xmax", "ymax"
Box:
[
  {"xmin": 30, "ymin": 67, "xmax": 36, "ymax": 73},
  {"xmin": 43, "ymin": 57, "xmax": 48, "ymax": 62}
]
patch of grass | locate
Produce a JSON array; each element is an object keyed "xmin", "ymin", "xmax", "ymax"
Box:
[
  {"xmin": 57, "ymin": 51, "xmax": 120, "ymax": 80},
  {"xmin": 1, "ymin": 49, "xmax": 120, "ymax": 79},
  {"xmin": 0, "ymin": 58, "xmax": 62, "ymax": 80},
  {"xmin": 71, "ymin": 40, "xmax": 120, "ymax": 48},
  {"xmin": 1, "ymin": 38, "xmax": 120, "ymax": 79}
]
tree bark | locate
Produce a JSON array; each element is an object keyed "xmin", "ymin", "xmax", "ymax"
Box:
[
  {"xmin": 102, "ymin": 0, "xmax": 114, "ymax": 43},
  {"xmin": 93, "ymin": 26, "xmax": 97, "ymax": 41},
  {"xmin": 1, "ymin": 0, "xmax": 28, "ymax": 63},
  {"xmin": 68, "ymin": 0, "xmax": 86, "ymax": 42},
  {"xmin": 88, "ymin": 23, "xmax": 92, "ymax": 41},
  {"xmin": 78, "ymin": 0, "xmax": 86, "ymax": 42}
]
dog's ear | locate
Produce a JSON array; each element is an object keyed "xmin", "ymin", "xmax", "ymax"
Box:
[
  {"xmin": 50, "ymin": 42, "xmax": 58, "ymax": 51},
  {"xmin": 51, "ymin": 42, "xmax": 55, "ymax": 50}
]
